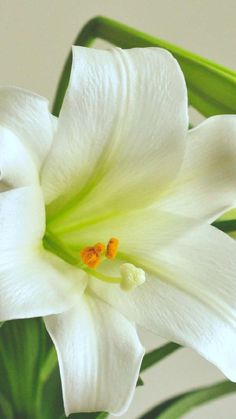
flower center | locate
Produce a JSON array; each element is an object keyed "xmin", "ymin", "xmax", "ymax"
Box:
[{"xmin": 43, "ymin": 231, "xmax": 145, "ymax": 292}]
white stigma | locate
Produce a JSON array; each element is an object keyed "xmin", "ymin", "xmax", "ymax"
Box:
[{"xmin": 120, "ymin": 263, "xmax": 146, "ymax": 291}]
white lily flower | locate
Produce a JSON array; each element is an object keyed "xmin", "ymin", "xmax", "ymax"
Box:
[{"xmin": 1, "ymin": 46, "xmax": 236, "ymax": 416}]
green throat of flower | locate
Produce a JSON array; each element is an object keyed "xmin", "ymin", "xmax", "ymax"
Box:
[{"xmin": 43, "ymin": 227, "xmax": 146, "ymax": 292}]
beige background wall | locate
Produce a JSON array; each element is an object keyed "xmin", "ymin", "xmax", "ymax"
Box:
[{"xmin": 0, "ymin": 1, "xmax": 235, "ymax": 418}]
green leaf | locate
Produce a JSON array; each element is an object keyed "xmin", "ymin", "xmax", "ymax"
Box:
[
  {"xmin": 141, "ymin": 343, "xmax": 180, "ymax": 373},
  {"xmin": 213, "ymin": 210, "xmax": 236, "ymax": 236},
  {"xmin": 0, "ymin": 318, "xmax": 89, "ymax": 419},
  {"xmin": 71, "ymin": 413, "xmax": 108, "ymax": 419},
  {"xmin": 137, "ymin": 343, "xmax": 180, "ymax": 389},
  {"xmin": 137, "ymin": 376, "xmax": 144, "ymax": 386},
  {"xmin": 218, "ymin": 208, "xmax": 236, "ymax": 221},
  {"xmin": 38, "ymin": 348, "xmax": 65, "ymax": 419},
  {"xmin": 0, "ymin": 392, "xmax": 15, "ymax": 418},
  {"xmin": 52, "ymin": 16, "xmax": 236, "ymax": 118},
  {"xmin": 139, "ymin": 380, "xmax": 236, "ymax": 419},
  {"xmin": 0, "ymin": 318, "xmax": 52, "ymax": 418},
  {"xmin": 138, "ymin": 395, "xmax": 184, "ymax": 419},
  {"xmin": 58, "ymin": 412, "xmax": 108, "ymax": 419},
  {"xmin": 212, "ymin": 219, "xmax": 236, "ymax": 233}
]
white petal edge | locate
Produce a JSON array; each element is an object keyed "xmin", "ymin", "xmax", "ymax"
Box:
[
  {"xmin": 44, "ymin": 292, "xmax": 144, "ymax": 416},
  {"xmin": 0, "ymin": 125, "xmax": 38, "ymax": 189},
  {"xmin": 90, "ymin": 224, "xmax": 236, "ymax": 381},
  {"xmin": 0, "ymin": 86, "xmax": 55, "ymax": 167},
  {"xmin": 157, "ymin": 115, "xmax": 236, "ymax": 222},
  {"xmin": 42, "ymin": 46, "xmax": 188, "ymax": 221}
]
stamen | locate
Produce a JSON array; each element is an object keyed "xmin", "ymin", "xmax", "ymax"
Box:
[
  {"xmin": 106, "ymin": 237, "xmax": 119, "ymax": 259},
  {"xmin": 80, "ymin": 242, "xmax": 105, "ymax": 269},
  {"xmin": 120, "ymin": 263, "xmax": 146, "ymax": 291},
  {"xmin": 94, "ymin": 242, "xmax": 105, "ymax": 254},
  {"xmin": 80, "ymin": 237, "xmax": 119, "ymax": 271}
]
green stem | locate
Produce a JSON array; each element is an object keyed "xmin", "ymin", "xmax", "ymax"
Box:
[{"xmin": 52, "ymin": 16, "xmax": 236, "ymax": 117}]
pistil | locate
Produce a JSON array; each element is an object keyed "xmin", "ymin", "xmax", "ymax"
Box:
[{"xmin": 85, "ymin": 263, "xmax": 146, "ymax": 291}]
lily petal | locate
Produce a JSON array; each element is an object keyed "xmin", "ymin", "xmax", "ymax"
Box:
[
  {"xmin": 0, "ymin": 185, "xmax": 87, "ymax": 321},
  {"xmin": 0, "ymin": 186, "xmax": 44, "ymax": 250},
  {"xmin": 44, "ymin": 292, "xmax": 144, "ymax": 416},
  {"xmin": 157, "ymin": 115, "xmax": 236, "ymax": 222},
  {"xmin": 0, "ymin": 87, "xmax": 55, "ymax": 167},
  {"xmin": 90, "ymin": 224, "xmax": 236, "ymax": 381},
  {"xmin": 0, "ymin": 248, "xmax": 87, "ymax": 321},
  {"xmin": 42, "ymin": 46, "xmax": 188, "ymax": 221},
  {"xmin": 59, "ymin": 207, "xmax": 198, "ymax": 260},
  {"xmin": 0, "ymin": 125, "xmax": 38, "ymax": 189}
]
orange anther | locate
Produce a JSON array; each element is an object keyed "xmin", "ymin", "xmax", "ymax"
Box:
[
  {"xmin": 94, "ymin": 242, "xmax": 105, "ymax": 254},
  {"xmin": 106, "ymin": 237, "xmax": 119, "ymax": 260},
  {"xmin": 80, "ymin": 242, "xmax": 105, "ymax": 269}
]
